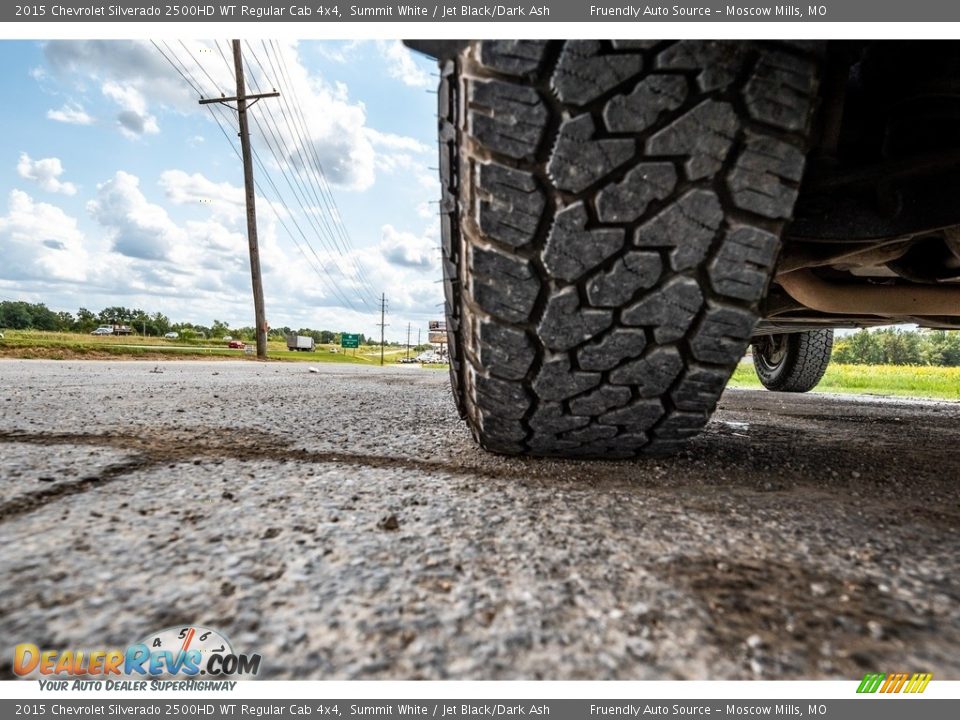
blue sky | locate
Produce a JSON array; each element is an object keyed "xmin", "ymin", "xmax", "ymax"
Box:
[{"xmin": 0, "ymin": 40, "xmax": 442, "ymax": 341}]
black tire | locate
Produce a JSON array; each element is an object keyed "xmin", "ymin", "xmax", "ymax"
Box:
[
  {"xmin": 438, "ymin": 40, "xmax": 821, "ymax": 457},
  {"xmin": 752, "ymin": 329, "xmax": 833, "ymax": 392}
]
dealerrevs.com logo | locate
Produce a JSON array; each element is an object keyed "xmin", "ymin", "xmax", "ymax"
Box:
[{"xmin": 14, "ymin": 626, "xmax": 261, "ymax": 685}]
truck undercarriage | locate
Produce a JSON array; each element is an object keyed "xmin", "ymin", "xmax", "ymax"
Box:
[{"xmin": 763, "ymin": 41, "xmax": 960, "ymax": 333}]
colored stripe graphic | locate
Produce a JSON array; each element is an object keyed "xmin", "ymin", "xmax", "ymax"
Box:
[
  {"xmin": 905, "ymin": 673, "xmax": 933, "ymax": 693},
  {"xmin": 857, "ymin": 672, "xmax": 932, "ymax": 694},
  {"xmin": 857, "ymin": 673, "xmax": 886, "ymax": 693}
]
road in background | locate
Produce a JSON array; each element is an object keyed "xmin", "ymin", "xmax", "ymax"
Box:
[{"xmin": 1, "ymin": 360, "xmax": 958, "ymax": 679}]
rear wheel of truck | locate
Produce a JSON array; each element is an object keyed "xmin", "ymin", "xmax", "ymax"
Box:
[
  {"xmin": 752, "ymin": 329, "xmax": 834, "ymax": 393},
  {"xmin": 437, "ymin": 40, "xmax": 821, "ymax": 457}
]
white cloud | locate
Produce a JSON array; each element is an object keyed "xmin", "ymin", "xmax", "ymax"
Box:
[
  {"xmin": 41, "ymin": 40, "xmax": 392, "ymax": 191},
  {"xmin": 366, "ymin": 128, "xmax": 431, "ymax": 154},
  {"xmin": 371, "ymin": 151, "xmax": 439, "ymax": 192},
  {"xmin": 46, "ymin": 103, "xmax": 94, "ymax": 125},
  {"xmin": 376, "ymin": 41, "xmax": 434, "ymax": 89},
  {"xmin": 159, "ymin": 169, "xmax": 247, "ymax": 224},
  {"xmin": 314, "ymin": 41, "xmax": 363, "ymax": 64},
  {"xmin": 87, "ymin": 171, "xmax": 183, "ymax": 260},
  {"xmin": 0, "ymin": 179, "xmax": 445, "ymax": 334},
  {"xmin": 101, "ymin": 81, "xmax": 159, "ymax": 138},
  {"xmin": 43, "ymin": 40, "xmax": 204, "ymax": 112},
  {"xmin": 102, "ymin": 80, "xmax": 149, "ymax": 115},
  {"xmin": 379, "ymin": 223, "xmax": 439, "ymax": 270},
  {"xmin": 251, "ymin": 42, "xmax": 376, "ymax": 191},
  {"xmin": 0, "ymin": 190, "xmax": 88, "ymax": 282},
  {"xmin": 17, "ymin": 153, "xmax": 77, "ymax": 196}
]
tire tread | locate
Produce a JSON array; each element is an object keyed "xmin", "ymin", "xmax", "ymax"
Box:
[{"xmin": 442, "ymin": 40, "xmax": 821, "ymax": 456}]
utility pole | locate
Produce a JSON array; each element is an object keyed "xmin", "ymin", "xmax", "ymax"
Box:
[
  {"xmin": 406, "ymin": 322, "xmax": 411, "ymax": 360},
  {"xmin": 200, "ymin": 41, "xmax": 279, "ymax": 359},
  {"xmin": 377, "ymin": 293, "xmax": 388, "ymax": 366}
]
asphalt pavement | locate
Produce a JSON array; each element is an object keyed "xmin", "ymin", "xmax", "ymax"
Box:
[{"xmin": 1, "ymin": 359, "xmax": 958, "ymax": 679}]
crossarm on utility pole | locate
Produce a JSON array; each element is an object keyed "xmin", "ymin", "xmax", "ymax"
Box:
[{"xmin": 199, "ymin": 92, "xmax": 279, "ymax": 106}]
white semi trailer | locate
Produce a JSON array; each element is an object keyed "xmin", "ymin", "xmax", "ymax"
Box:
[{"xmin": 286, "ymin": 335, "xmax": 315, "ymax": 352}]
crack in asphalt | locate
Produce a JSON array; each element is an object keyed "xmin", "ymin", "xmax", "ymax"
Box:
[{"xmin": 0, "ymin": 428, "xmax": 527, "ymax": 521}]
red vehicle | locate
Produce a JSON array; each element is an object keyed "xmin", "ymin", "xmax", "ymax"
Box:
[{"xmin": 228, "ymin": 340, "xmax": 245, "ymax": 349}]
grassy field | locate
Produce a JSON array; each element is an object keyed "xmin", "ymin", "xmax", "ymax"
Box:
[
  {"xmin": 0, "ymin": 330, "xmax": 413, "ymax": 365},
  {"xmin": 729, "ymin": 361, "xmax": 960, "ymax": 401}
]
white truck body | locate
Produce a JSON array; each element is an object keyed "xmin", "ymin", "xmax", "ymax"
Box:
[{"xmin": 286, "ymin": 335, "xmax": 315, "ymax": 351}]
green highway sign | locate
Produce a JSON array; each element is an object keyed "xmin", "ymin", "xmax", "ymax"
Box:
[{"xmin": 340, "ymin": 333, "xmax": 360, "ymax": 349}]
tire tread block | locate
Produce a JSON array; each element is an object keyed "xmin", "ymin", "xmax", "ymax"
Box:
[
  {"xmin": 552, "ymin": 41, "xmax": 643, "ymax": 106},
  {"xmin": 477, "ymin": 162, "xmax": 546, "ymax": 248},
  {"xmin": 604, "ymin": 74, "xmax": 688, "ymax": 134},
  {"xmin": 585, "ymin": 251, "xmax": 663, "ymax": 308},
  {"xmin": 469, "ymin": 80, "xmax": 548, "ymax": 160},
  {"xmin": 542, "ymin": 202, "xmax": 624, "ymax": 282},
  {"xmin": 548, "ymin": 115, "xmax": 634, "ymax": 193}
]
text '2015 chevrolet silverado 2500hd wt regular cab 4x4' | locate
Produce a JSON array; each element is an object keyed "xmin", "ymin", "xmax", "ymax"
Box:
[{"xmin": 405, "ymin": 40, "xmax": 960, "ymax": 458}]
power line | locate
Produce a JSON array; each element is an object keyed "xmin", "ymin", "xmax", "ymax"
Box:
[
  {"xmin": 180, "ymin": 40, "xmax": 225, "ymax": 97},
  {"xmin": 254, "ymin": 42, "xmax": 349, "ymax": 257},
  {"xmin": 151, "ymin": 40, "xmax": 206, "ymax": 99},
  {"xmin": 238, "ymin": 50, "xmax": 377, "ymax": 307},
  {"xmin": 265, "ymin": 40, "xmax": 380, "ymax": 296},
  {"xmin": 245, "ymin": 43, "xmax": 352, "ymax": 261},
  {"xmin": 207, "ymin": 103, "xmax": 365, "ymax": 313},
  {"xmin": 248, "ymin": 42, "xmax": 379, "ymax": 307}
]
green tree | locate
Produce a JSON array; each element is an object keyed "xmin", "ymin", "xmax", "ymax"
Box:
[
  {"xmin": 151, "ymin": 312, "xmax": 171, "ymax": 336},
  {"xmin": 98, "ymin": 306, "xmax": 135, "ymax": 325},
  {"xmin": 56, "ymin": 311, "xmax": 75, "ymax": 331},
  {"xmin": 0, "ymin": 301, "xmax": 32, "ymax": 329},
  {"xmin": 75, "ymin": 307, "xmax": 97, "ymax": 332},
  {"xmin": 0, "ymin": 301, "xmax": 59, "ymax": 330},
  {"xmin": 876, "ymin": 328, "xmax": 921, "ymax": 365},
  {"xmin": 919, "ymin": 330, "xmax": 960, "ymax": 367},
  {"xmin": 210, "ymin": 319, "xmax": 230, "ymax": 338},
  {"xmin": 835, "ymin": 329, "xmax": 883, "ymax": 364}
]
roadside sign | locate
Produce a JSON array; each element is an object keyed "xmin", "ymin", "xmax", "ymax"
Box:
[
  {"xmin": 429, "ymin": 320, "xmax": 446, "ymax": 331},
  {"xmin": 341, "ymin": 333, "xmax": 360, "ymax": 349},
  {"xmin": 428, "ymin": 331, "xmax": 447, "ymax": 344}
]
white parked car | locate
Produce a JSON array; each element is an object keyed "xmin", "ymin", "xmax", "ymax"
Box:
[
  {"xmin": 91, "ymin": 326, "xmax": 114, "ymax": 336},
  {"xmin": 164, "ymin": 332, "xmax": 179, "ymax": 339},
  {"xmin": 416, "ymin": 352, "xmax": 441, "ymax": 364}
]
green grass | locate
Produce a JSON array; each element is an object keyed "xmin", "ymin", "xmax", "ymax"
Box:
[
  {"xmin": 0, "ymin": 330, "xmax": 380, "ymax": 364},
  {"xmin": 729, "ymin": 361, "xmax": 960, "ymax": 400}
]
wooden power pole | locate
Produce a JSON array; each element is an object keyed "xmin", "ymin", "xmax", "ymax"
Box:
[
  {"xmin": 406, "ymin": 322, "xmax": 411, "ymax": 360},
  {"xmin": 200, "ymin": 40, "xmax": 279, "ymax": 359},
  {"xmin": 378, "ymin": 293, "xmax": 388, "ymax": 366}
]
